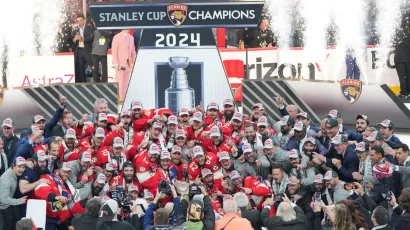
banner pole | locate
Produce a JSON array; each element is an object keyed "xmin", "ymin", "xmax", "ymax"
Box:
[{"xmin": 245, "ymin": 48, "xmax": 249, "ymax": 79}]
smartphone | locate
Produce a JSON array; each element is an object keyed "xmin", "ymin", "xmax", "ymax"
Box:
[
  {"xmin": 315, "ymin": 192, "xmax": 322, "ymax": 204},
  {"xmin": 344, "ymin": 183, "xmax": 353, "ymax": 190},
  {"xmin": 386, "ymin": 190, "xmax": 392, "ymax": 201},
  {"xmin": 275, "ymin": 193, "xmax": 283, "ymax": 202}
]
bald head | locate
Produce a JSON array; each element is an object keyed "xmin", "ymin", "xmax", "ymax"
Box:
[{"xmin": 223, "ymin": 199, "xmax": 238, "ymax": 214}]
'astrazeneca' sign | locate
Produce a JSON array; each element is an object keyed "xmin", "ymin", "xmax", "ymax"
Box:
[{"xmin": 90, "ymin": 1, "xmax": 264, "ymax": 29}]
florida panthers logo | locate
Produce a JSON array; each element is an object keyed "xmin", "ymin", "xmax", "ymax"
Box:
[
  {"xmin": 167, "ymin": 4, "xmax": 188, "ymax": 26},
  {"xmin": 340, "ymin": 79, "xmax": 362, "ymax": 104}
]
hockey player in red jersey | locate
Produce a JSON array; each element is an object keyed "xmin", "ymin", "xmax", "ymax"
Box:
[
  {"xmin": 158, "ymin": 150, "xmax": 178, "ymax": 182},
  {"xmin": 202, "ymin": 126, "xmax": 233, "ymax": 154},
  {"xmin": 163, "ymin": 115, "xmax": 182, "ymax": 149},
  {"xmin": 177, "ymin": 107, "xmax": 191, "ymax": 128},
  {"xmin": 109, "ymin": 161, "xmax": 142, "ymax": 195},
  {"xmin": 187, "ymin": 145, "xmax": 223, "ymax": 182},
  {"xmin": 201, "ymin": 168, "xmax": 226, "ymax": 197},
  {"xmin": 77, "ymin": 127, "xmax": 106, "ymax": 158},
  {"xmin": 218, "ymin": 98, "xmax": 236, "ymax": 122},
  {"xmin": 34, "ymin": 162, "xmax": 85, "ymax": 229},
  {"xmin": 170, "ymin": 145, "xmax": 188, "ymax": 180},
  {"xmin": 229, "ymin": 170, "xmax": 270, "ymax": 210},
  {"xmin": 129, "ymin": 120, "xmax": 166, "ymax": 159},
  {"xmin": 186, "ymin": 111, "xmax": 206, "ymax": 146},
  {"xmin": 221, "ymin": 112, "xmax": 246, "ymax": 145},
  {"xmin": 203, "ymin": 101, "xmax": 221, "ymax": 126},
  {"xmin": 73, "ymin": 113, "xmax": 108, "ymax": 138},
  {"xmin": 60, "ymin": 128, "xmax": 81, "ymax": 162},
  {"xmin": 94, "ymin": 137, "xmax": 129, "ymax": 171},
  {"xmin": 134, "ymin": 144, "xmax": 161, "ymax": 194},
  {"xmin": 104, "ymin": 109, "xmax": 134, "ymax": 148},
  {"xmin": 130, "ymin": 99, "xmax": 151, "ymax": 132}
]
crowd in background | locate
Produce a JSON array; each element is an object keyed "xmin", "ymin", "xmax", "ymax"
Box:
[{"xmin": 1, "ymin": 95, "xmax": 410, "ymax": 230}]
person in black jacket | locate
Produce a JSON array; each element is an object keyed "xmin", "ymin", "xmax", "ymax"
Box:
[
  {"xmin": 394, "ymin": 9, "xmax": 410, "ymax": 99},
  {"xmin": 71, "ymin": 197, "xmax": 102, "ymax": 230},
  {"xmin": 370, "ymin": 206, "xmax": 393, "ymax": 230},
  {"xmin": 391, "ymin": 188, "xmax": 410, "ymax": 230},
  {"xmin": 1, "ymin": 118, "xmax": 20, "ymax": 166},
  {"xmin": 72, "ymin": 14, "xmax": 95, "ymax": 83},
  {"xmin": 233, "ymin": 192, "xmax": 263, "ymax": 230},
  {"xmin": 261, "ymin": 193, "xmax": 306, "ymax": 230},
  {"xmin": 244, "ymin": 17, "xmax": 275, "ymax": 48},
  {"xmin": 176, "ymin": 185, "xmax": 215, "ymax": 230}
]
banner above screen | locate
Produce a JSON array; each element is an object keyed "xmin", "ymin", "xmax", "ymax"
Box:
[{"xmin": 89, "ymin": 1, "xmax": 265, "ymax": 29}]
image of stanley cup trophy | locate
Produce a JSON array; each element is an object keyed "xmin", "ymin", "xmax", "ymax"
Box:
[{"xmin": 165, "ymin": 57, "xmax": 195, "ymax": 114}]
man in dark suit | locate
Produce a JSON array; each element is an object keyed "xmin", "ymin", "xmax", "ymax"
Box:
[
  {"xmin": 314, "ymin": 134, "xmax": 359, "ymax": 183},
  {"xmin": 72, "ymin": 14, "xmax": 95, "ymax": 83},
  {"xmin": 394, "ymin": 9, "xmax": 410, "ymax": 99}
]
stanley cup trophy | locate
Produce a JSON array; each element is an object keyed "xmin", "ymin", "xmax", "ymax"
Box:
[{"xmin": 165, "ymin": 57, "xmax": 195, "ymax": 114}]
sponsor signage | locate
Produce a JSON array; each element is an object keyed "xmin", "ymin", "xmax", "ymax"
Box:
[
  {"xmin": 90, "ymin": 1, "xmax": 264, "ymax": 29},
  {"xmin": 6, "ymin": 47, "xmax": 400, "ymax": 88}
]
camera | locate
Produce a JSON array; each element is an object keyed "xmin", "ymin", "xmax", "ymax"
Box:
[
  {"xmin": 189, "ymin": 183, "xmax": 203, "ymax": 198},
  {"xmin": 158, "ymin": 180, "xmax": 172, "ymax": 196},
  {"xmin": 274, "ymin": 192, "xmax": 284, "ymax": 202},
  {"xmin": 121, "ymin": 194, "xmax": 134, "ymax": 215}
]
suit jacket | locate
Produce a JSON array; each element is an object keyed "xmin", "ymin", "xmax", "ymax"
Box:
[
  {"xmin": 112, "ymin": 32, "xmax": 137, "ymax": 67},
  {"xmin": 397, "ymin": 159, "xmax": 410, "ymax": 189},
  {"xmin": 325, "ymin": 145, "xmax": 359, "ymax": 182},
  {"xmin": 386, "ymin": 135, "xmax": 402, "ymax": 148},
  {"xmin": 72, "ymin": 23, "xmax": 95, "ymax": 54}
]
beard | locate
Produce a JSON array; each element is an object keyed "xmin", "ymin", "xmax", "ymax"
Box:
[
  {"xmin": 124, "ymin": 175, "xmax": 134, "ymax": 183},
  {"xmin": 223, "ymin": 110, "xmax": 233, "ymax": 120},
  {"xmin": 92, "ymin": 186, "xmax": 103, "ymax": 196}
]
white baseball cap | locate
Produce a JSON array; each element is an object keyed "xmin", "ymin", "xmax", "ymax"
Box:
[
  {"xmin": 98, "ymin": 113, "xmax": 108, "ymax": 121},
  {"xmin": 161, "ymin": 150, "xmax": 171, "ymax": 160},
  {"xmin": 171, "ymin": 145, "xmax": 182, "ymax": 154},
  {"xmin": 167, "ymin": 115, "xmax": 178, "ymax": 125},
  {"xmin": 61, "ymin": 162, "xmax": 71, "ymax": 172},
  {"xmin": 35, "ymin": 150, "xmax": 47, "ymax": 161},
  {"xmin": 192, "ymin": 112, "xmax": 204, "ymax": 122},
  {"xmin": 264, "ymin": 139, "xmax": 274, "ymax": 149},
  {"xmin": 65, "ymin": 128, "xmax": 76, "ymax": 139},
  {"xmin": 242, "ymin": 143, "xmax": 253, "ymax": 154},
  {"xmin": 288, "ymin": 149, "xmax": 299, "ymax": 159},
  {"xmin": 131, "ymin": 100, "xmax": 143, "ymax": 110},
  {"xmin": 355, "ymin": 142, "xmax": 366, "ymax": 152},
  {"xmin": 120, "ymin": 110, "xmax": 131, "ymax": 117},
  {"xmin": 1, "ymin": 118, "xmax": 13, "ymax": 128},
  {"xmin": 207, "ymin": 101, "xmax": 219, "ymax": 110},
  {"xmin": 218, "ymin": 151, "xmax": 231, "ymax": 161},
  {"xmin": 105, "ymin": 163, "xmax": 115, "ymax": 171},
  {"xmin": 81, "ymin": 152, "xmax": 92, "ymax": 162},
  {"xmin": 229, "ymin": 170, "xmax": 240, "ymax": 180},
  {"xmin": 14, "ymin": 157, "xmax": 26, "ymax": 166},
  {"xmin": 223, "ymin": 98, "xmax": 234, "ymax": 106},
  {"xmin": 178, "ymin": 107, "xmax": 190, "ymax": 116},
  {"xmin": 148, "ymin": 144, "xmax": 160, "ymax": 155},
  {"xmin": 112, "ymin": 137, "xmax": 124, "ymax": 148},
  {"xmin": 192, "ymin": 146, "xmax": 205, "ymax": 157},
  {"xmin": 128, "ymin": 184, "xmax": 139, "ymax": 192},
  {"xmin": 151, "ymin": 121, "xmax": 164, "ymax": 129},
  {"xmin": 96, "ymin": 173, "xmax": 107, "ymax": 184},
  {"xmin": 175, "ymin": 129, "xmax": 186, "ymax": 138},
  {"xmin": 231, "ymin": 112, "xmax": 243, "ymax": 122},
  {"xmin": 201, "ymin": 168, "xmax": 213, "ymax": 178},
  {"xmin": 313, "ymin": 174, "xmax": 324, "ymax": 183},
  {"xmin": 210, "ymin": 126, "xmax": 221, "ymax": 137},
  {"xmin": 33, "ymin": 115, "xmax": 46, "ymax": 123},
  {"xmin": 257, "ymin": 116, "xmax": 269, "ymax": 127},
  {"xmin": 94, "ymin": 127, "xmax": 105, "ymax": 138}
]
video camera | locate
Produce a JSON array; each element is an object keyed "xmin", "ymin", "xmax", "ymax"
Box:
[
  {"xmin": 189, "ymin": 183, "xmax": 203, "ymax": 198},
  {"xmin": 111, "ymin": 185, "xmax": 134, "ymax": 220},
  {"xmin": 158, "ymin": 179, "xmax": 172, "ymax": 196}
]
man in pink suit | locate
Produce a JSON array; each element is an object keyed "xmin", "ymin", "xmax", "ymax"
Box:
[{"xmin": 112, "ymin": 30, "xmax": 137, "ymax": 102}]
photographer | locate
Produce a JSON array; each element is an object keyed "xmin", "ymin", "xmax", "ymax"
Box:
[
  {"xmin": 143, "ymin": 184, "xmax": 180, "ymax": 230},
  {"xmin": 176, "ymin": 183, "xmax": 215, "ymax": 230},
  {"xmin": 71, "ymin": 197, "xmax": 102, "ymax": 230},
  {"xmin": 96, "ymin": 199, "xmax": 136, "ymax": 230}
]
